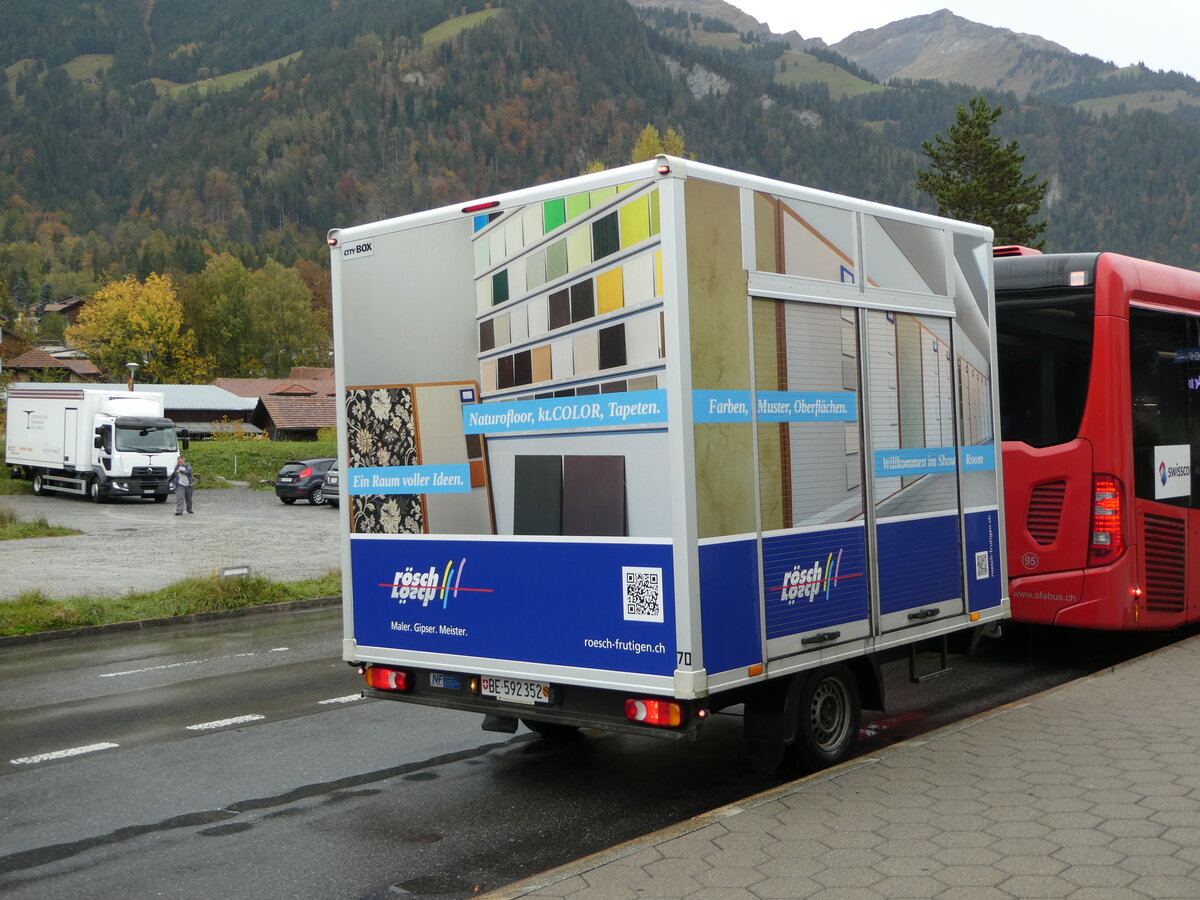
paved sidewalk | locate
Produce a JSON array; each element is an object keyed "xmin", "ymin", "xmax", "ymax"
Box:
[{"xmin": 489, "ymin": 634, "xmax": 1200, "ymax": 899}]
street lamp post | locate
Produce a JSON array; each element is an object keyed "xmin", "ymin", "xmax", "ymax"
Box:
[{"xmin": 125, "ymin": 361, "xmax": 139, "ymax": 391}]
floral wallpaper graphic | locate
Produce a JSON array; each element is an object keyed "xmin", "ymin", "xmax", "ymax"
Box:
[{"xmin": 346, "ymin": 387, "xmax": 423, "ymax": 534}]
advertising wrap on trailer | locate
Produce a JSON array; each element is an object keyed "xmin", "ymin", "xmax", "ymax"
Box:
[
  {"xmin": 5, "ymin": 384, "xmax": 181, "ymax": 502},
  {"xmin": 329, "ymin": 157, "xmax": 1009, "ymax": 771}
]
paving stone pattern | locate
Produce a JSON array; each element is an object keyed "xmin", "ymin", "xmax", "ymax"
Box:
[{"xmin": 490, "ymin": 635, "xmax": 1200, "ymax": 899}]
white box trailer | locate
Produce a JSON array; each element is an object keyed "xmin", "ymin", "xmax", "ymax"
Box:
[
  {"xmin": 329, "ymin": 156, "xmax": 1008, "ymax": 771},
  {"xmin": 5, "ymin": 384, "xmax": 180, "ymax": 502}
]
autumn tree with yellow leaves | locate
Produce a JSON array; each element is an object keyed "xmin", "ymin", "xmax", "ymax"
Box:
[{"xmin": 66, "ymin": 274, "xmax": 213, "ymax": 383}]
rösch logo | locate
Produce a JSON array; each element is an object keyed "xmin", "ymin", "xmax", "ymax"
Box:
[
  {"xmin": 380, "ymin": 558, "xmax": 492, "ymax": 609},
  {"xmin": 771, "ymin": 549, "xmax": 861, "ymax": 606}
]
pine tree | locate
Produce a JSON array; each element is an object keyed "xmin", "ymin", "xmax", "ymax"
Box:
[{"xmin": 917, "ymin": 96, "xmax": 1048, "ymax": 248}]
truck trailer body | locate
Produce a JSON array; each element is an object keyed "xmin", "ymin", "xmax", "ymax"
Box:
[
  {"xmin": 5, "ymin": 384, "xmax": 180, "ymax": 502},
  {"xmin": 329, "ymin": 157, "xmax": 1009, "ymax": 770}
]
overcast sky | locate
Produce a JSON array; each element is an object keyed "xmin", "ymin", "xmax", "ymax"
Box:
[{"xmin": 729, "ymin": 1, "xmax": 1199, "ymax": 81}]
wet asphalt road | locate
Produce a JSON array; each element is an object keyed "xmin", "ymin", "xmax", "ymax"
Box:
[{"xmin": 0, "ymin": 486, "xmax": 342, "ymax": 600}]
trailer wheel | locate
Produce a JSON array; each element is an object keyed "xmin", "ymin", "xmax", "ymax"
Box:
[
  {"xmin": 789, "ymin": 664, "xmax": 860, "ymax": 772},
  {"xmin": 522, "ymin": 719, "xmax": 581, "ymax": 741},
  {"xmin": 31, "ymin": 472, "xmax": 44, "ymax": 496}
]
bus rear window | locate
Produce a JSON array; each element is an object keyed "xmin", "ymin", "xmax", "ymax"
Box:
[{"xmin": 996, "ymin": 290, "xmax": 1094, "ymax": 447}]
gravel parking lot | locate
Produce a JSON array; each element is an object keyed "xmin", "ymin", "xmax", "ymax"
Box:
[{"xmin": 0, "ymin": 486, "xmax": 342, "ymax": 601}]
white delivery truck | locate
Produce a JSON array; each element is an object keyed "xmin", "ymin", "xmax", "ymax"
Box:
[
  {"xmin": 328, "ymin": 156, "xmax": 1009, "ymax": 771},
  {"xmin": 5, "ymin": 384, "xmax": 181, "ymax": 502}
]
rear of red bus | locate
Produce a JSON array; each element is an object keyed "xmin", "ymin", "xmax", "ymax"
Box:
[{"xmin": 996, "ymin": 251, "xmax": 1200, "ymax": 630}]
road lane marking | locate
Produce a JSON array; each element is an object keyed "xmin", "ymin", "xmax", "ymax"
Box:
[
  {"xmin": 101, "ymin": 660, "xmax": 202, "ymax": 677},
  {"xmin": 11, "ymin": 742, "xmax": 119, "ymax": 765},
  {"xmin": 318, "ymin": 695, "xmax": 363, "ymax": 705},
  {"xmin": 186, "ymin": 714, "xmax": 265, "ymax": 731},
  {"xmin": 101, "ymin": 647, "xmax": 292, "ymax": 678}
]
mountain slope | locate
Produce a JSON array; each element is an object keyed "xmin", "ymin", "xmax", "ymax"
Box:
[
  {"xmin": 2, "ymin": 0, "xmax": 1200, "ymax": 312},
  {"xmin": 831, "ymin": 9, "xmax": 1109, "ymax": 94}
]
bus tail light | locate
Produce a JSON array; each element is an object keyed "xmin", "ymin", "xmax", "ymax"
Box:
[
  {"xmin": 365, "ymin": 666, "xmax": 409, "ymax": 692},
  {"xmin": 625, "ymin": 698, "xmax": 682, "ymax": 727},
  {"xmin": 1088, "ymin": 475, "xmax": 1125, "ymax": 566}
]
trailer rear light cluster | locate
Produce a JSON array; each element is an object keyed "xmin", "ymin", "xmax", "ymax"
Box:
[
  {"xmin": 1088, "ymin": 475, "xmax": 1125, "ymax": 566},
  {"xmin": 625, "ymin": 698, "xmax": 682, "ymax": 728},
  {"xmin": 364, "ymin": 666, "xmax": 409, "ymax": 692}
]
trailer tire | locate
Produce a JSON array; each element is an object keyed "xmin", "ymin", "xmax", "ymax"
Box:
[
  {"xmin": 31, "ymin": 472, "xmax": 44, "ymax": 496},
  {"xmin": 788, "ymin": 663, "xmax": 860, "ymax": 772},
  {"xmin": 522, "ymin": 719, "xmax": 581, "ymax": 741}
]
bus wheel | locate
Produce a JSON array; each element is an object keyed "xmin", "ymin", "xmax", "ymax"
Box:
[{"xmin": 791, "ymin": 664, "xmax": 860, "ymax": 772}]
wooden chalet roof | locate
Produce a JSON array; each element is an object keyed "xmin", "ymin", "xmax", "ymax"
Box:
[
  {"xmin": 254, "ymin": 394, "xmax": 337, "ymax": 431},
  {"xmin": 213, "ymin": 377, "xmax": 334, "ymax": 399},
  {"xmin": 6, "ymin": 348, "xmax": 102, "ymax": 377}
]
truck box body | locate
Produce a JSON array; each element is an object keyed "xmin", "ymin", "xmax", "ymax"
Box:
[
  {"xmin": 330, "ymin": 158, "xmax": 1008, "ymax": 766},
  {"xmin": 5, "ymin": 384, "xmax": 179, "ymax": 501}
]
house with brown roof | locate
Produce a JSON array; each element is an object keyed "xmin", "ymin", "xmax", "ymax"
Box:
[
  {"xmin": 42, "ymin": 296, "xmax": 87, "ymax": 326},
  {"xmin": 213, "ymin": 367, "xmax": 337, "ymax": 440},
  {"xmin": 3, "ymin": 348, "xmax": 102, "ymax": 382}
]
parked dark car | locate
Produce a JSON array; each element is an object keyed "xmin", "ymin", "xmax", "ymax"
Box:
[
  {"xmin": 275, "ymin": 458, "xmax": 337, "ymax": 505},
  {"xmin": 323, "ymin": 461, "xmax": 340, "ymax": 508}
]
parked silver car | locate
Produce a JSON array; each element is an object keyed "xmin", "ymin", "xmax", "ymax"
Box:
[{"xmin": 323, "ymin": 461, "xmax": 340, "ymax": 508}]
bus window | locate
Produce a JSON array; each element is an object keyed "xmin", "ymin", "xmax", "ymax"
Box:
[
  {"xmin": 1129, "ymin": 306, "xmax": 1198, "ymax": 507},
  {"xmin": 996, "ymin": 290, "xmax": 1093, "ymax": 447}
]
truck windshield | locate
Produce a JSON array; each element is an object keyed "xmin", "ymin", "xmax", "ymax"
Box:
[
  {"xmin": 995, "ymin": 288, "xmax": 1094, "ymax": 447},
  {"xmin": 115, "ymin": 425, "xmax": 178, "ymax": 453}
]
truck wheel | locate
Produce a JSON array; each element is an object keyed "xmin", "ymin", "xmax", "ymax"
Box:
[
  {"xmin": 789, "ymin": 664, "xmax": 860, "ymax": 772},
  {"xmin": 308, "ymin": 486, "xmax": 326, "ymax": 506},
  {"xmin": 31, "ymin": 472, "xmax": 44, "ymax": 496},
  {"xmin": 153, "ymin": 494, "xmax": 168, "ymax": 503},
  {"xmin": 89, "ymin": 477, "xmax": 104, "ymax": 503}
]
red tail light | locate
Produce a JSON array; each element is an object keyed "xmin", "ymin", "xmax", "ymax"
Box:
[
  {"xmin": 625, "ymin": 697, "xmax": 682, "ymax": 727},
  {"xmin": 298, "ymin": 466, "xmax": 313, "ymax": 479},
  {"xmin": 365, "ymin": 667, "xmax": 408, "ymax": 692},
  {"xmin": 1088, "ymin": 475, "xmax": 1125, "ymax": 566}
]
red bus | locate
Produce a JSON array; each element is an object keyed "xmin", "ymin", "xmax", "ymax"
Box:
[{"xmin": 995, "ymin": 248, "xmax": 1200, "ymax": 630}]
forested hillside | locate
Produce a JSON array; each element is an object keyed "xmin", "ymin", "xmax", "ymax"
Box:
[{"xmin": 3, "ymin": 0, "xmax": 1200, "ymax": 355}]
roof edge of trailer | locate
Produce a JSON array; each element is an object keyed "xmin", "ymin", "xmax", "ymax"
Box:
[{"xmin": 327, "ymin": 154, "xmax": 994, "ymax": 244}]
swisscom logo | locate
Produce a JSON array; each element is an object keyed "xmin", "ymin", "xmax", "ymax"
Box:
[
  {"xmin": 380, "ymin": 558, "xmax": 492, "ymax": 609},
  {"xmin": 1155, "ymin": 444, "xmax": 1192, "ymax": 500}
]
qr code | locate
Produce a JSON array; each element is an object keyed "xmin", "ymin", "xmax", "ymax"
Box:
[
  {"xmin": 974, "ymin": 550, "xmax": 991, "ymax": 580},
  {"xmin": 622, "ymin": 566, "xmax": 664, "ymax": 622}
]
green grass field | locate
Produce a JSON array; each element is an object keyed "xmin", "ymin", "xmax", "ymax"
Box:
[
  {"xmin": 773, "ymin": 51, "xmax": 885, "ymax": 99},
  {"xmin": 185, "ymin": 438, "xmax": 337, "ymax": 490},
  {"xmin": 423, "ymin": 8, "xmax": 502, "ymax": 47},
  {"xmin": 0, "ymin": 571, "xmax": 340, "ymax": 636},
  {"xmin": 0, "ymin": 506, "xmax": 81, "ymax": 540}
]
